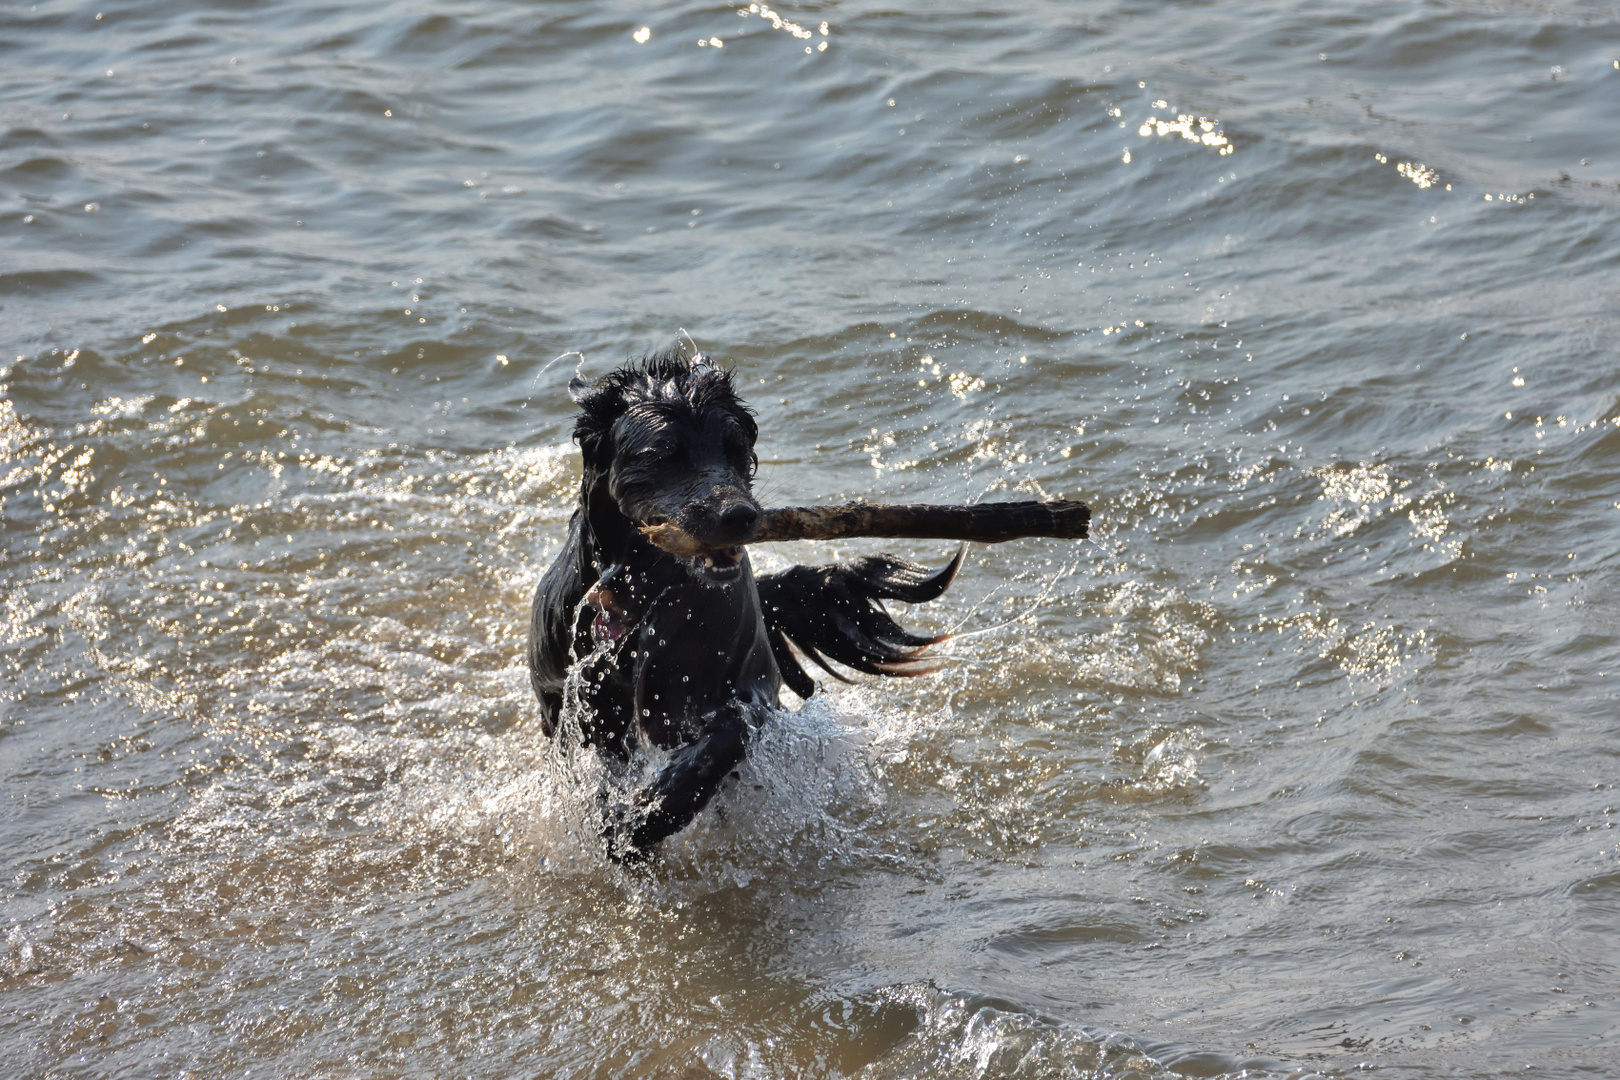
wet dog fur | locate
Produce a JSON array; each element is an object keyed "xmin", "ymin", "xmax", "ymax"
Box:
[{"xmin": 526, "ymin": 349, "xmax": 960, "ymax": 861}]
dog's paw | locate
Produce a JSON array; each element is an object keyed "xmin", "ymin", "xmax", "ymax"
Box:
[{"xmin": 600, "ymin": 800, "xmax": 654, "ymax": 866}]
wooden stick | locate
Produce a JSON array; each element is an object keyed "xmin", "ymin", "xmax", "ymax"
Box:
[{"xmin": 641, "ymin": 499, "xmax": 1090, "ymax": 557}]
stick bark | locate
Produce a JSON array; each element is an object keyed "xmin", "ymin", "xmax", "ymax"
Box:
[{"xmin": 641, "ymin": 499, "xmax": 1090, "ymax": 557}]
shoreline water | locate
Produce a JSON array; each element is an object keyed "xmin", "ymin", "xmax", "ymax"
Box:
[{"xmin": 4, "ymin": 1, "xmax": 1619, "ymax": 1076}]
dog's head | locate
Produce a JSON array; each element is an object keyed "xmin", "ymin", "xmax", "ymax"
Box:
[{"xmin": 570, "ymin": 349, "xmax": 761, "ymax": 582}]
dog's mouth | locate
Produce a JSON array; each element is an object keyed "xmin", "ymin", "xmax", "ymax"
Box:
[
  {"xmin": 640, "ymin": 517, "xmax": 745, "ymax": 582},
  {"xmin": 693, "ymin": 545, "xmax": 743, "ymax": 582}
]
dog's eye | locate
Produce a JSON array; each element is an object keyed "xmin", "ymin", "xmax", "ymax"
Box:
[{"xmin": 729, "ymin": 442, "xmax": 758, "ymax": 477}]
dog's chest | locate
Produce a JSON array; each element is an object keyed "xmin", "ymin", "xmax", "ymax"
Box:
[{"xmin": 619, "ymin": 574, "xmax": 780, "ymax": 748}]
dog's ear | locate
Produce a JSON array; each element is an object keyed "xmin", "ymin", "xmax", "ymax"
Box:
[{"xmin": 568, "ymin": 375, "xmax": 593, "ymax": 404}]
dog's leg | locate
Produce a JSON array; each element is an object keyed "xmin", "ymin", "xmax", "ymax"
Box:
[{"xmin": 603, "ymin": 701, "xmax": 755, "ymax": 863}]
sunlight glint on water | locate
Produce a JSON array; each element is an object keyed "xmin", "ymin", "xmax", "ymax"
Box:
[{"xmin": 4, "ymin": 0, "xmax": 1620, "ymax": 1076}]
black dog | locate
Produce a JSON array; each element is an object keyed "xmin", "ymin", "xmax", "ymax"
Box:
[{"xmin": 526, "ymin": 349, "xmax": 961, "ymax": 861}]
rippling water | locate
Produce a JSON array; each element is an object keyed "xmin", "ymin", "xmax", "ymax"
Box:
[{"xmin": 4, "ymin": 1, "xmax": 1620, "ymax": 1076}]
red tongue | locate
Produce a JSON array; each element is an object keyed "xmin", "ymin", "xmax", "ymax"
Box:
[{"xmin": 591, "ymin": 610, "xmax": 624, "ymax": 644}]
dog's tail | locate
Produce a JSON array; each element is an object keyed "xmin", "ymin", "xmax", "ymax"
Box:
[{"xmin": 756, "ymin": 547, "xmax": 965, "ymax": 698}]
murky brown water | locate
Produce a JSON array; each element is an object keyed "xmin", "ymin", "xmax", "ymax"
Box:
[{"xmin": 4, "ymin": 1, "xmax": 1620, "ymax": 1077}]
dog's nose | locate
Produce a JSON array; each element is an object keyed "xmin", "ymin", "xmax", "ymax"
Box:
[{"xmin": 718, "ymin": 501, "xmax": 761, "ymax": 539}]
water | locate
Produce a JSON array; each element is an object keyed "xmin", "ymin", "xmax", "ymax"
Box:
[{"xmin": 4, "ymin": 0, "xmax": 1619, "ymax": 1075}]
